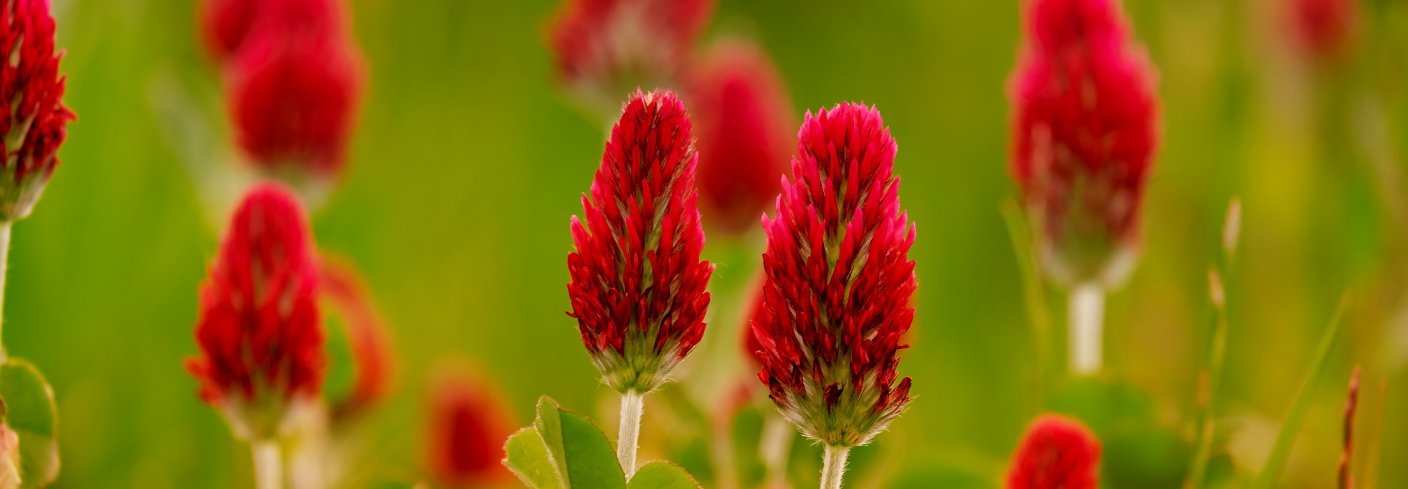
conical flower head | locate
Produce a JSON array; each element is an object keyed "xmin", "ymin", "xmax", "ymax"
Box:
[
  {"xmin": 228, "ymin": 0, "xmax": 363, "ymax": 187},
  {"xmin": 753, "ymin": 103, "xmax": 916, "ymax": 448},
  {"xmin": 1009, "ymin": 0, "xmax": 1159, "ymax": 288},
  {"xmin": 567, "ymin": 90, "xmax": 713, "ymax": 394},
  {"xmin": 685, "ymin": 39, "xmax": 792, "ymax": 235},
  {"xmin": 548, "ymin": 0, "xmax": 713, "ymax": 116},
  {"xmin": 1006, "ymin": 415, "xmax": 1101, "ymax": 489},
  {"xmin": 187, "ymin": 183, "xmax": 324, "ymax": 440},
  {"xmin": 0, "ymin": 0, "xmax": 73, "ymax": 222}
]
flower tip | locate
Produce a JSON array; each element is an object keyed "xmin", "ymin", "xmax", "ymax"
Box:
[{"xmin": 1007, "ymin": 414, "xmax": 1101, "ymax": 489}]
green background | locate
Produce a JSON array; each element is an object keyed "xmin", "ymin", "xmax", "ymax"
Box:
[{"xmin": 8, "ymin": 0, "xmax": 1407, "ymax": 486}]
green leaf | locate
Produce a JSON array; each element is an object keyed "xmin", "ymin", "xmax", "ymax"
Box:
[
  {"xmin": 0, "ymin": 359, "xmax": 58, "ymax": 489},
  {"xmin": 628, "ymin": 461, "xmax": 702, "ymax": 489},
  {"xmin": 503, "ymin": 396, "xmax": 626, "ymax": 489}
]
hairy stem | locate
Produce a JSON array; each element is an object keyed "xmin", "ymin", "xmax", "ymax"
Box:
[
  {"xmin": 1068, "ymin": 283, "xmax": 1105, "ymax": 375},
  {"xmin": 251, "ymin": 440, "xmax": 282, "ymax": 489},
  {"xmin": 617, "ymin": 390, "xmax": 644, "ymax": 478},
  {"xmin": 819, "ymin": 445, "xmax": 851, "ymax": 489}
]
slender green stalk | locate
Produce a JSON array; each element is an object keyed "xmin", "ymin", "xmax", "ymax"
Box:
[
  {"xmin": 0, "ymin": 221, "xmax": 12, "ymax": 363},
  {"xmin": 1253, "ymin": 298, "xmax": 1348, "ymax": 489},
  {"xmin": 1186, "ymin": 270, "xmax": 1230, "ymax": 489},
  {"xmin": 1001, "ymin": 200, "xmax": 1052, "ymax": 401},
  {"xmin": 251, "ymin": 440, "xmax": 282, "ymax": 489},
  {"xmin": 819, "ymin": 445, "xmax": 850, "ymax": 489},
  {"xmin": 1068, "ymin": 283, "xmax": 1105, "ymax": 375},
  {"xmin": 617, "ymin": 390, "xmax": 644, "ymax": 478},
  {"xmin": 759, "ymin": 416, "xmax": 794, "ymax": 487}
]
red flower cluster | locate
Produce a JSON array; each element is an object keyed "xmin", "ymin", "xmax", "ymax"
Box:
[
  {"xmin": 752, "ymin": 103, "xmax": 916, "ymax": 448},
  {"xmin": 203, "ymin": 0, "xmax": 364, "ymax": 182},
  {"xmin": 549, "ymin": 0, "xmax": 713, "ymax": 114},
  {"xmin": 685, "ymin": 39, "xmax": 792, "ymax": 235},
  {"xmin": 1289, "ymin": 0, "xmax": 1357, "ymax": 62},
  {"xmin": 567, "ymin": 90, "xmax": 713, "ymax": 394},
  {"xmin": 425, "ymin": 369, "xmax": 513, "ymax": 487},
  {"xmin": 1009, "ymin": 0, "xmax": 1159, "ymax": 287},
  {"xmin": 187, "ymin": 184, "xmax": 324, "ymax": 438},
  {"xmin": 0, "ymin": 0, "xmax": 74, "ymax": 222},
  {"xmin": 1006, "ymin": 415, "xmax": 1101, "ymax": 489}
]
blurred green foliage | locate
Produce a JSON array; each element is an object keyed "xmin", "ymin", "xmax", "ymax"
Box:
[{"xmin": 7, "ymin": 0, "xmax": 1407, "ymax": 486}]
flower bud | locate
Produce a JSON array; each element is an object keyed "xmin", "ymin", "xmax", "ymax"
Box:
[
  {"xmin": 753, "ymin": 103, "xmax": 916, "ymax": 448},
  {"xmin": 187, "ymin": 183, "xmax": 325, "ymax": 440},
  {"xmin": 1009, "ymin": 0, "xmax": 1159, "ymax": 288},
  {"xmin": 567, "ymin": 90, "xmax": 714, "ymax": 394},
  {"xmin": 425, "ymin": 368, "xmax": 513, "ymax": 487}
]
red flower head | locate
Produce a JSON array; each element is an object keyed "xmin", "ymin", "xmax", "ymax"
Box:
[
  {"xmin": 548, "ymin": 0, "xmax": 714, "ymax": 116},
  {"xmin": 1009, "ymin": 0, "xmax": 1159, "ymax": 288},
  {"xmin": 425, "ymin": 368, "xmax": 514, "ymax": 487},
  {"xmin": 742, "ymin": 282, "xmax": 767, "ymax": 367},
  {"xmin": 187, "ymin": 183, "xmax": 324, "ymax": 440},
  {"xmin": 0, "ymin": 0, "xmax": 74, "ymax": 222},
  {"xmin": 567, "ymin": 90, "xmax": 714, "ymax": 394},
  {"xmin": 1288, "ymin": 0, "xmax": 1357, "ymax": 62},
  {"xmin": 1006, "ymin": 415, "xmax": 1101, "ymax": 489},
  {"xmin": 199, "ymin": 0, "xmax": 349, "ymax": 65},
  {"xmin": 753, "ymin": 103, "xmax": 916, "ymax": 448},
  {"xmin": 685, "ymin": 39, "xmax": 792, "ymax": 235},
  {"xmin": 228, "ymin": 0, "xmax": 363, "ymax": 185}
]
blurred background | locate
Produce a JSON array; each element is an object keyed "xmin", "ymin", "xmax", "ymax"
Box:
[{"xmin": 10, "ymin": 0, "xmax": 1408, "ymax": 486}]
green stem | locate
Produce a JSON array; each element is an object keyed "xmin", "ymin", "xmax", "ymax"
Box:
[
  {"xmin": 0, "ymin": 221, "xmax": 13, "ymax": 363},
  {"xmin": 251, "ymin": 440, "xmax": 282, "ymax": 489},
  {"xmin": 819, "ymin": 445, "xmax": 850, "ymax": 489},
  {"xmin": 1253, "ymin": 298, "xmax": 1348, "ymax": 489},
  {"xmin": 617, "ymin": 390, "xmax": 644, "ymax": 478}
]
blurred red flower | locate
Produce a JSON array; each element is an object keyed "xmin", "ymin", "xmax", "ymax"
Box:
[
  {"xmin": 425, "ymin": 368, "xmax": 514, "ymax": 487},
  {"xmin": 548, "ymin": 0, "xmax": 713, "ymax": 114},
  {"xmin": 567, "ymin": 90, "xmax": 713, "ymax": 394},
  {"xmin": 1009, "ymin": 0, "xmax": 1159, "ymax": 287},
  {"xmin": 200, "ymin": 0, "xmax": 351, "ymax": 65},
  {"xmin": 753, "ymin": 103, "xmax": 916, "ymax": 448},
  {"xmin": 685, "ymin": 39, "xmax": 792, "ymax": 235},
  {"xmin": 1288, "ymin": 0, "xmax": 1357, "ymax": 62},
  {"xmin": 0, "ymin": 0, "xmax": 74, "ymax": 221},
  {"xmin": 1007, "ymin": 415, "xmax": 1101, "ymax": 489},
  {"xmin": 187, "ymin": 183, "xmax": 324, "ymax": 438}
]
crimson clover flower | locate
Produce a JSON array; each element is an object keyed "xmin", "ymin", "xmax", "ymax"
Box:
[
  {"xmin": 567, "ymin": 89, "xmax": 713, "ymax": 394},
  {"xmin": 225, "ymin": 0, "xmax": 363, "ymax": 186},
  {"xmin": 1009, "ymin": 0, "xmax": 1159, "ymax": 288},
  {"xmin": 684, "ymin": 39, "xmax": 792, "ymax": 236},
  {"xmin": 0, "ymin": 0, "xmax": 74, "ymax": 222},
  {"xmin": 1288, "ymin": 0, "xmax": 1357, "ymax": 62},
  {"xmin": 188, "ymin": 183, "xmax": 325, "ymax": 440},
  {"xmin": 200, "ymin": 0, "xmax": 350, "ymax": 66},
  {"xmin": 425, "ymin": 368, "xmax": 514, "ymax": 487},
  {"xmin": 548, "ymin": 0, "xmax": 713, "ymax": 116},
  {"xmin": 1006, "ymin": 415, "xmax": 1101, "ymax": 489},
  {"xmin": 752, "ymin": 103, "xmax": 916, "ymax": 453}
]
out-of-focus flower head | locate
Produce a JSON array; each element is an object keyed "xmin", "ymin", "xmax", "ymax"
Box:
[
  {"xmin": 318, "ymin": 258, "xmax": 393, "ymax": 419},
  {"xmin": 1288, "ymin": 0, "xmax": 1357, "ymax": 63},
  {"xmin": 753, "ymin": 103, "xmax": 916, "ymax": 448},
  {"xmin": 187, "ymin": 183, "xmax": 324, "ymax": 440},
  {"xmin": 548, "ymin": 0, "xmax": 714, "ymax": 116},
  {"xmin": 0, "ymin": 0, "xmax": 74, "ymax": 222},
  {"xmin": 222, "ymin": 0, "xmax": 364, "ymax": 189},
  {"xmin": 199, "ymin": 0, "xmax": 350, "ymax": 66},
  {"xmin": 425, "ymin": 367, "xmax": 514, "ymax": 487},
  {"xmin": 567, "ymin": 90, "xmax": 714, "ymax": 394},
  {"xmin": 1006, "ymin": 414, "xmax": 1101, "ymax": 489},
  {"xmin": 1009, "ymin": 0, "xmax": 1159, "ymax": 288},
  {"xmin": 685, "ymin": 39, "xmax": 792, "ymax": 235}
]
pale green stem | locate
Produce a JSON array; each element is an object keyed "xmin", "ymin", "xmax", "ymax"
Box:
[
  {"xmin": 0, "ymin": 221, "xmax": 13, "ymax": 363},
  {"xmin": 819, "ymin": 445, "xmax": 851, "ymax": 489},
  {"xmin": 251, "ymin": 440, "xmax": 282, "ymax": 489},
  {"xmin": 759, "ymin": 416, "xmax": 794, "ymax": 487},
  {"xmin": 617, "ymin": 390, "xmax": 644, "ymax": 478},
  {"xmin": 1068, "ymin": 283, "xmax": 1105, "ymax": 375}
]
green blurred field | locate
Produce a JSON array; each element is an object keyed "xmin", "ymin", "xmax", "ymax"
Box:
[{"xmin": 12, "ymin": 0, "xmax": 1408, "ymax": 486}]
